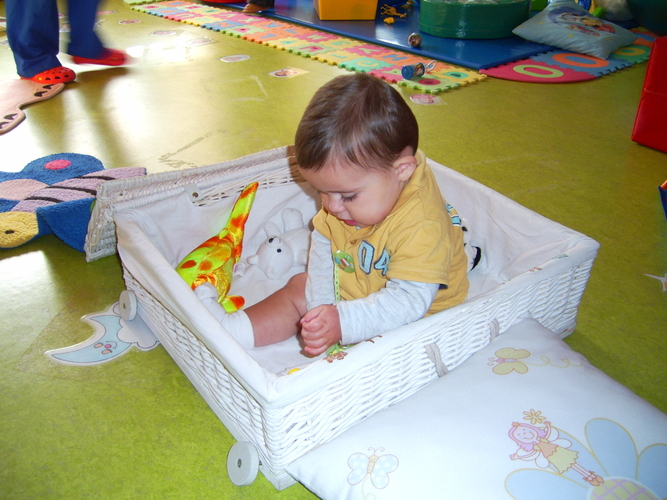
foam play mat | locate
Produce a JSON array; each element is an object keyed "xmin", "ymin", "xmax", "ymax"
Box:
[
  {"xmin": 480, "ymin": 31, "xmax": 655, "ymax": 83},
  {"xmin": 218, "ymin": 0, "xmax": 553, "ymax": 70},
  {"xmin": 132, "ymin": 0, "xmax": 486, "ymax": 93},
  {"xmin": 132, "ymin": 1, "xmax": 655, "ymax": 87}
]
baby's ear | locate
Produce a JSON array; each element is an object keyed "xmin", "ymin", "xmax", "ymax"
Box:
[{"xmin": 394, "ymin": 154, "xmax": 418, "ymax": 181}]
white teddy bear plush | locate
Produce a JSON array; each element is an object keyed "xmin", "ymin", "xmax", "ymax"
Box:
[{"xmin": 247, "ymin": 208, "xmax": 310, "ymax": 280}]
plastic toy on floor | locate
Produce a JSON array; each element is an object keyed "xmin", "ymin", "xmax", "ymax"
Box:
[
  {"xmin": 381, "ymin": 4, "xmax": 407, "ymax": 18},
  {"xmin": 176, "ymin": 182, "xmax": 258, "ymax": 312},
  {"xmin": 0, "ymin": 153, "xmax": 146, "ymax": 251}
]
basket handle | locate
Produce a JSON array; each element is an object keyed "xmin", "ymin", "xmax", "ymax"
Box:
[{"xmin": 425, "ymin": 343, "xmax": 449, "ymax": 377}]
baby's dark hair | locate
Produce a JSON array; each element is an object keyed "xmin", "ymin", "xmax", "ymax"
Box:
[{"xmin": 295, "ymin": 73, "xmax": 419, "ymax": 172}]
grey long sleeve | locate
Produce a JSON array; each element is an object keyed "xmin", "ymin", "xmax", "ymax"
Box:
[{"xmin": 305, "ymin": 229, "xmax": 439, "ymax": 345}]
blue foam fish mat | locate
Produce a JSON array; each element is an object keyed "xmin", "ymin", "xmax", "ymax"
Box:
[
  {"xmin": 0, "ymin": 153, "xmax": 146, "ymax": 252},
  {"xmin": 217, "ymin": 0, "xmax": 555, "ymax": 69}
]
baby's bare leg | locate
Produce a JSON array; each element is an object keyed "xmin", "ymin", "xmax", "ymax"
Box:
[{"xmin": 245, "ymin": 272, "xmax": 308, "ymax": 347}]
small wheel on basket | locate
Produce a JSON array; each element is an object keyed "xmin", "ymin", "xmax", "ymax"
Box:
[
  {"xmin": 118, "ymin": 290, "xmax": 138, "ymax": 321},
  {"xmin": 227, "ymin": 442, "xmax": 260, "ymax": 486}
]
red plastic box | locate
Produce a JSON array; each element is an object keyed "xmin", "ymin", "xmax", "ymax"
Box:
[{"xmin": 632, "ymin": 37, "xmax": 667, "ymax": 153}]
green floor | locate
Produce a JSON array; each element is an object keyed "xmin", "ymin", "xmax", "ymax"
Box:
[{"xmin": 1, "ymin": 1, "xmax": 665, "ymax": 498}]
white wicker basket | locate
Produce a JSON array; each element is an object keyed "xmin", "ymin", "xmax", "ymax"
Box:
[{"xmin": 107, "ymin": 147, "xmax": 599, "ymax": 489}]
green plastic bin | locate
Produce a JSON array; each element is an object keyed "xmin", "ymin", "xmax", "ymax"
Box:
[{"xmin": 419, "ymin": 0, "xmax": 532, "ymax": 39}]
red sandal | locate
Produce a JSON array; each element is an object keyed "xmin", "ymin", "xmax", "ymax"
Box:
[
  {"xmin": 71, "ymin": 48, "xmax": 127, "ymax": 66},
  {"xmin": 22, "ymin": 66, "xmax": 77, "ymax": 84}
]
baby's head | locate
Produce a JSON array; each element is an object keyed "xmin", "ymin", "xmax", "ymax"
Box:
[
  {"xmin": 295, "ymin": 74, "xmax": 420, "ymax": 228},
  {"xmin": 295, "ymin": 73, "xmax": 419, "ymax": 173}
]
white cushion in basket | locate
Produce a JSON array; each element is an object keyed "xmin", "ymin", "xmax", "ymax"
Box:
[{"xmin": 287, "ymin": 319, "xmax": 667, "ymax": 500}]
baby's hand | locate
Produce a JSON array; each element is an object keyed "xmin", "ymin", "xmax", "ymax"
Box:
[{"xmin": 300, "ymin": 304, "xmax": 341, "ymax": 356}]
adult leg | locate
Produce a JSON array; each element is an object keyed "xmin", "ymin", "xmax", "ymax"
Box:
[
  {"xmin": 66, "ymin": 0, "xmax": 104, "ymax": 59},
  {"xmin": 5, "ymin": 0, "xmax": 62, "ymax": 78},
  {"xmin": 67, "ymin": 0, "xmax": 126, "ymax": 66}
]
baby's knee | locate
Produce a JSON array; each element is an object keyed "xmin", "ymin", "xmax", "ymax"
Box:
[
  {"xmin": 286, "ymin": 272, "xmax": 307, "ymax": 291},
  {"xmin": 284, "ymin": 272, "xmax": 307, "ymax": 315}
]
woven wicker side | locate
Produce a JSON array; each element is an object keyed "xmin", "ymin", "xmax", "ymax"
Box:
[
  {"xmin": 122, "ymin": 256, "xmax": 595, "ymax": 489},
  {"xmin": 85, "ymin": 146, "xmax": 297, "ymax": 261},
  {"xmin": 259, "ymin": 329, "xmax": 444, "ymax": 466},
  {"xmin": 527, "ymin": 262, "xmax": 593, "ymax": 336},
  {"xmin": 122, "ymin": 270, "xmax": 289, "ymax": 487},
  {"xmin": 259, "ymin": 260, "xmax": 596, "ymax": 469},
  {"xmin": 123, "ymin": 265, "xmax": 441, "ymax": 488}
]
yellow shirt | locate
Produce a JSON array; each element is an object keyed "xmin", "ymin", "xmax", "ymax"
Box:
[{"xmin": 313, "ymin": 150, "xmax": 469, "ymax": 315}]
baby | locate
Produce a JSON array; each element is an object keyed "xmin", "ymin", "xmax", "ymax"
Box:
[{"xmin": 197, "ymin": 73, "xmax": 472, "ymax": 356}]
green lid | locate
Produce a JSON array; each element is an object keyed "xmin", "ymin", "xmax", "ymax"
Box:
[{"xmin": 419, "ymin": 0, "xmax": 532, "ymax": 39}]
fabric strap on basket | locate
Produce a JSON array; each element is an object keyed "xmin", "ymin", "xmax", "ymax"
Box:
[{"xmin": 426, "ymin": 319, "xmax": 500, "ymax": 377}]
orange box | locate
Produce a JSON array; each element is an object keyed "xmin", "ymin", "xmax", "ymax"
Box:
[{"xmin": 313, "ymin": 0, "xmax": 378, "ymax": 20}]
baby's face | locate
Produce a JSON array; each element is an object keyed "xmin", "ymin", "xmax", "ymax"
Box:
[{"xmin": 299, "ymin": 161, "xmax": 407, "ymax": 228}]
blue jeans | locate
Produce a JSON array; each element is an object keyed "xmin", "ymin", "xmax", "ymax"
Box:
[{"xmin": 6, "ymin": 0, "xmax": 104, "ymax": 78}]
